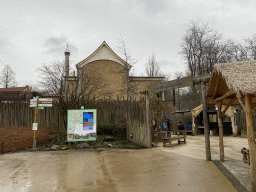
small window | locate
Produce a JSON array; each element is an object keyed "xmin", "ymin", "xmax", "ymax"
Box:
[
  {"xmin": 209, "ymin": 114, "xmax": 217, "ymax": 122},
  {"xmin": 223, "ymin": 115, "xmax": 231, "ymax": 122}
]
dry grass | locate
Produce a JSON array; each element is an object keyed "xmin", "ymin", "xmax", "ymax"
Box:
[{"xmin": 0, "ymin": 127, "xmax": 65, "ymax": 153}]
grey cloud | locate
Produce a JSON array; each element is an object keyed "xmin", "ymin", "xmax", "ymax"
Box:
[
  {"xmin": 43, "ymin": 36, "xmax": 78, "ymax": 55},
  {"xmin": 158, "ymin": 60, "xmax": 178, "ymax": 68},
  {"xmin": 138, "ymin": 0, "xmax": 166, "ymax": 15}
]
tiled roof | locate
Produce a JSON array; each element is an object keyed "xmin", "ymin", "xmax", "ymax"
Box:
[{"xmin": 0, "ymin": 87, "xmax": 26, "ymax": 92}]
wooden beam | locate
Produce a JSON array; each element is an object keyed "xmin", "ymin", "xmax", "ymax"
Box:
[
  {"xmin": 212, "ymin": 75, "xmax": 219, "ymax": 98},
  {"xmin": 221, "ymin": 97, "xmax": 236, "ymax": 117},
  {"xmin": 245, "ymin": 93, "xmax": 256, "ymax": 192},
  {"xmin": 214, "ymin": 90, "xmax": 236, "ymax": 102},
  {"xmin": 252, "ymin": 104, "xmax": 256, "ymax": 114},
  {"xmin": 236, "ymin": 92, "xmax": 246, "ymax": 111},
  {"xmin": 201, "ymin": 82, "xmax": 211, "ymax": 161},
  {"xmin": 146, "ymin": 94, "xmax": 152, "ymax": 148},
  {"xmin": 217, "ymin": 100, "xmax": 224, "ymax": 162},
  {"xmin": 150, "ymin": 76, "xmax": 193, "ymax": 92},
  {"xmin": 193, "ymin": 76, "xmax": 211, "ymax": 85},
  {"xmin": 150, "ymin": 75, "xmax": 210, "ymax": 92}
]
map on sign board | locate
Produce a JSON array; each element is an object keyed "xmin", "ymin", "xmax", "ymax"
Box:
[
  {"xmin": 32, "ymin": 123, "xmax": 38, "ymax": 130},
  {"xmin": 67, "ymin": 109, "xmax": 97, "ymax": 141},
  {"xmin": 30, "ymin": 99, "xmax": 37, "ymax": 107},
  {"xmin": 30, "ymin": 98, "xmax": 53, "ymax": 107}
]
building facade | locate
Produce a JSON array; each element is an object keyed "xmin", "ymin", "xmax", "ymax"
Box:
[{"xmin": 65, "ymin": 41, "xmax": 164, "ymax": 100}]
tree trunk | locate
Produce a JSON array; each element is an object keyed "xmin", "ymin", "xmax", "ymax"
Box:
[
  {"xmin": 245, "ymin": 93, "xmax": 256, "ymax": 192},
  {"xmin": 217, "ymin": 102, "xmax": 224, "ymax": 162},
  {"xmin": 201, "ymin": 82, "xmax": 211, "ymax": 161}
]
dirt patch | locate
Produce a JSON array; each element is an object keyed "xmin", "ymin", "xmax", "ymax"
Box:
[{"xmin": 0, "ymin": 127, "xmax": 63, "ymax": 153}]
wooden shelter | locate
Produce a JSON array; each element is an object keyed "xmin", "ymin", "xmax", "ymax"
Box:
[
  {"xmin": 207, "ymin": 60, "xmax": 256, "ymax": 192},
  {"xmin": 191, "ymin": 104, "xmax": 237, "ymax": 135}
]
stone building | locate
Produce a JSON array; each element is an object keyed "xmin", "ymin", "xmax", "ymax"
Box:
[
  {"xmin": 0, "ymin": 86, "xmax": 41, "ymax": 101},
  {"xmin": 64, "ymin": 41, "xmax": 164, "ymax": 100}
]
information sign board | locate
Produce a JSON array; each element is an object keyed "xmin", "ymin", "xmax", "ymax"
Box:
[
  {"xmin": 30, "ymin": 99, "xmax": 37, "ymax": 107},
  {"xmin": 39, "ymin": 98, "xmax": 53, "ymax": 102},
  {"xmin": 38, "ymin": 104, "xmax": 52, "ymax": 107},
  {"xmin": 30, "ymin": 98, "xmax": 53, "ymax": 107},
  {"xmin": 67, "ymin": 109, "xmax": 97, "ymax": 141},
  {"xmin": 32, "ymin": 123, "xmax": 38, "ymax": 130}
]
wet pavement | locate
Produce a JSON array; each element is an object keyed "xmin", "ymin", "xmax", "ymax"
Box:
[
  {"xmin": 0, "ymin": 135, "xmax": 249, "ymax": 192},
  {"xmin": 158, "ymin": 135, "xmax": 250, "ymax": 191}
]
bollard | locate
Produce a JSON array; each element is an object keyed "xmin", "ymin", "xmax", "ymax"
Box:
[{"xmin": 1, "ymin": 141, "xmax": 4, "ymax": 154}]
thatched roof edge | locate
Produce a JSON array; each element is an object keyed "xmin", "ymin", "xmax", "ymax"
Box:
[{"xmin": 213, "ymin": 60, "xmax": 256, "ymax": 95}]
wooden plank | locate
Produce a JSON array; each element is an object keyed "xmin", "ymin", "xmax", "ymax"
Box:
[
  {"xmin": 146, "ymin": 94, "xmax": 151, "ymax": 148},
  {"xmin": 202, "ymin": 82, "xmax": 211, "ymax": 161},
  {"xmin": 212, "ymin": 75, "xmax": 219, "ymax": 98},
  {"xmin": 236, "ymin": 92, "xmax": 246, "ymax": 111},
  {"xmin": 251, "ymin": 104, "xmax": 256, "ymax": 114},
  {"xmin": 218, "ymin": 101, "xmax": 224, "ymax": 162},
  {"xmin": 221, "ymin": 97, "xmax": 236, "ymax": 117},
  {"xmin": 245, "ymin": 93, "xmax": 256, "ymax": 192},
  {"xmin": 150, "ymin": 76, "xmax": 193, "ymax": 92},
  {"xmin": 214, "ymin": 90, "xmax": 236, "ymax": 102}
]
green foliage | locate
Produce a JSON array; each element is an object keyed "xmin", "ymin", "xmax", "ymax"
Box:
[
  {"xmin": 26, "ymin": 126, "xmax": 145, "ymax": 151},
  {"xmin": 97, "ymin": 125, "xmax": 126, "ymax": 140},
  {"xmin": 88, "ymin": 135, "xmax": 146, "ymax": 149}
]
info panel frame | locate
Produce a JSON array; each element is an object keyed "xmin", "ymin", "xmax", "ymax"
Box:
[{"xmin": 67, "ymin": 109, "xmax": 97, "ymax": 141}]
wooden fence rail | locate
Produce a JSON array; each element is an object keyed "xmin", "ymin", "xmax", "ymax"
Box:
[{"xmin": 0, "ymin": 100, "xmax": 148, "ymax": 131}]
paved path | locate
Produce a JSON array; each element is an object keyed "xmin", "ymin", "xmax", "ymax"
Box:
[
  {"xmin": 158, "ymin": 135, "xmax": 250, "ymax": 191},
  {"xmin": 0, "ymin": 145, "xmax": 239, "ymax": 192}
]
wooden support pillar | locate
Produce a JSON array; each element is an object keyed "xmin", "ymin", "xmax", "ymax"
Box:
[
  {"xmin": 245, "ymin": 93, "xmax": 256, "ymax": 192},
  {"xmin": 33, "ymin": 97, "xmax": 39, "ymax": 149},
  {"xmin": 217, "ymin": 101, "xmax": 224, "ymax": 162},
  {"xmin": 146, "ymin": 94, "xmax": 152, "ymax": 148},
  {"xmin": 201, "ymin": 82, "xmax": 211, "ymax": 161}
]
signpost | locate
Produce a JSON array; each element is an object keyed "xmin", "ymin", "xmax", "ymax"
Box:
[
  {"xmin": 33, "ymin": 97, "xmax": 39, "ymax": 149},
  {"xmin": 30, "ymin": 97, "xmax": 53, "ymax": 149}
]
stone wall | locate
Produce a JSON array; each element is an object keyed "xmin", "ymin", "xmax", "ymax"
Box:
[
  {"xmin": 130, "ymin": 78, "xmax": 164, "ymax": 100},
  {"xmin": 82, "ymin": 60, "xmax": 127, "ymax": 99}
]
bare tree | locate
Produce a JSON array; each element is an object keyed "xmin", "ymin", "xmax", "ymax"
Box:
[
  {"xmin": 225, "ymin": 39, "xmax": 249, "ymax": 62},
  {"xmin": 0, "ymin": 64, "xmax": 17, "ymax": 88},
  {"xmin": 116, "ymin": 35, "xmax": 140, "ymax": 100},
  {"xmin": 38, "ymin": 61, "xmax": 105, "ymax": 129},
  {"xmin": 244, "ymin": 34, "xmax": 256, "ymax": 60},
  {"xmin": 181, "ymin": 21, "xmax": 226, "ymax": 78},
  {"xmin": 145, "ymin": 53, "xmax": 162, "ymax": 77},
  {"xmin": 174, "ymin": 72, "xmax": 183, "ymax": 111},
  {"xmin": 38, "ymin": 61, "xmax": 65, "ymax": 96}
]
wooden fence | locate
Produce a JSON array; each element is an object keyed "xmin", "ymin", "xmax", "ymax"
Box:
[{"xmin": 0, "ymin": 99, "xmax": 147, "ymax": 131}]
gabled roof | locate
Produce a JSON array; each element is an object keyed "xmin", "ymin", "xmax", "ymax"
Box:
[
  {"xmin": 0, "ymin": 87, "xmax": 27, "ymax": 92},
  {"xmin": 207, "ymin": 60, "xmax": 256, "ymax": 105},
  {"xmin": 76, "ymin": 41, "xmax": 132, "ymax": 69}
]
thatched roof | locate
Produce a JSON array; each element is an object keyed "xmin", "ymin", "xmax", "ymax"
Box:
[
  {"xmin": 191, "ymin": 104, "xmax": 236, "ymax": 118},
  {"xmin": 207, "ymin": 60, "xmax": 256, "ymax": 105},
  {"xmin": 214, "ymin": 60, "xmax": 256, "ymax": 94}
]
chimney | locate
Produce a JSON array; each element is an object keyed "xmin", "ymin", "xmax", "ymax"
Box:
[{"xmin": 65, "ymin": 45, "xmax": 70, "ymax": 77}]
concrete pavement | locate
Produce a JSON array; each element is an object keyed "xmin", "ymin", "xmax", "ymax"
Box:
[
  {"xmin": 158, "ymin": 135, "xmax": 250, "ymax": 191},
  {"xmin": 0, "ymin": 144, "xmax": 240, "ymax": 192}
]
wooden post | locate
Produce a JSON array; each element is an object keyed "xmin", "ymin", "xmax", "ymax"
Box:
[
  {"xmin": 217, "ymin": 101, "xmax": 224, "ymax": 162},
  {"xmin": 245, "ymin": 93, "xmax": 256, "ymax": 192},
  {"xmin": 201, "ymin": 82, "xmax": 211, "ymax": 161},
  {"xmin": 33, "ymin": 96, "xmax": 39, "ymax": 149},
  {"xmin": 146, "ymin": 94, "xmax": 152, "ymax": 148}
]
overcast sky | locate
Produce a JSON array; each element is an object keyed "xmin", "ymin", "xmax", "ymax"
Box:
[{"xmin": 1, "ymin": 0, "xmax": 256, "ymax": 88}]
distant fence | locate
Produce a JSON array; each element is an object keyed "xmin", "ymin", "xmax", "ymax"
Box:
[{"xmin": 0, "ymin": 99, "xmax": 146, "ymax": 131}]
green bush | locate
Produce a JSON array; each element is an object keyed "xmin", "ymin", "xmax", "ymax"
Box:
[{"xmin": 97, "ymin": 125, "xmax": 126, "ymax": 139}]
